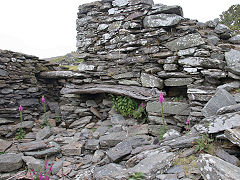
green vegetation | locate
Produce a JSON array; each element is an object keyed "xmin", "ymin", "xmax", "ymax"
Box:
[
  {"xmin": 61, "ymin": 65, "xmax": 79, "ymax": 71},
  {"xmin": 110, "ymin": 95, "xmax": 147, "ymax": 121},
  {"xmin": 49, "ymin": 56, "xmax": 66, "ymax": 63},
  {"xmin": 174, "ymin": 155, "xmax": 198, "ymax": 176},
  {"xmin": 111, "ymin": 95, "xmax": 138, "ymax": 117},
  {"xmin": 171, "ymin": 95, "xmax": 183, "ymax": 102},
  {"xmin": 231, "ymin": 88, "xmax": 240, "ymax": 94},
  {"xmin": 90, "ymin": 128, "xmax": 96, "ymax": 132},
  {"xmin": 15, "ymin": 128, "xmax": 26, "ymax": 140},
  {"xmin": 0, "ymin": 152, "xmax": 5, "ymax": 155},
  {"xmin": 158, "ymin": 125, "xmax": 168, "ymax": 142},
  {"xmin": 194, "ymin": 134, "xmax": 214, "ymax": 153},
  {"xmin": 133, "ymin": 104, "xmax": 146, "ymax": 120},
  {"xmin": 219, "ymin": 4, "xmax": 240, "ymax": 33},
  {"xmin": 128, "ymin": 172, "xmax": 144, "ymax": 180}
]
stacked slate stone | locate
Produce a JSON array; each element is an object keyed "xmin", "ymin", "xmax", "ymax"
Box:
[
  {"xmin": 70, "ymin": 0, "xmax": 240, "ymax": 128},
  {"xmin": 0, "ymin": 50, "xmax": 59, "ymax": 137}
]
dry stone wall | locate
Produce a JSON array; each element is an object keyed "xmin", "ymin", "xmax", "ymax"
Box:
[
  {"xmin": 1, "ymin": 0, "xmax": 240, "ymax": 137},
  {"xmin": 0, "ymin": 50, "xmax": 61, "ymax": 137},
  {"xmin": 55, "ymin": 0, "xmax": 240, "ymax": 128}
]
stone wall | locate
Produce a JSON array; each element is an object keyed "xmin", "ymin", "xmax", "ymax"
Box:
[
  {"xmin": 0, "ymin": 50, "xmax": 61, "ymax": 137},
  {"xmin": 1, "ymin": 0, "xmax": 240, "ymax": 136},
  {"xmin": 54, "ymin": 0, "xmax": 240, "ymax": 128}
]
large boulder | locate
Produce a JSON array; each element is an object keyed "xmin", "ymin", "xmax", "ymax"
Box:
[
  {"xmin": 143, "ymin": 14, "xmax": 183, "ymax": 28},
  {"xmin": 198, "ymin": 154, "xmax": 240, "ymax": 180},
  {"xmin": 202, "ymin": 88, "xmax": 236, "ymax": 117},
  {"xmin": 165, "ymin": 33, "xmax": 205, "ymax": 51}
]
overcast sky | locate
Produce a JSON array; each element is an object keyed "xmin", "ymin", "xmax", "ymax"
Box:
[{"xmin": 0, "ymin": 0, "xmax": 239, "ymax": 58}]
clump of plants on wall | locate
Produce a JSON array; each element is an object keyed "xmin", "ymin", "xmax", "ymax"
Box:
[{"xmin": 110, "ymin": 94, "xmax": 147, "ymax": 121}]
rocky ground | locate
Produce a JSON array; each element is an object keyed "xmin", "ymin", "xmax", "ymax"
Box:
[{"xmin": 0, "ymin": 84, "xmax": 240, "ymax": 180}]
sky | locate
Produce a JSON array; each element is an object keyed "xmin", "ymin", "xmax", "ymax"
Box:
[{"xmin": 0, "ymin": 0, "xmax": 239, "ymax": 58}]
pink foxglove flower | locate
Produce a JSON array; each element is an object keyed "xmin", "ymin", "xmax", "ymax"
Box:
[
  {"xmin": 19, "ymin": 105, "xmax": 23, "ymax": 112},
  {"xmin": 159, "ymin": 92, "xmax": 164, "ymax": 104},
  {"xmin": 30, "ymin": 168, "xmax": 36, "ymax": 176},
  {"xmin": 39, "ymin": 172, "xmax": 43, "ymax": 180},
  {"xmin": 41, "ymin": 96, "xmax": 45, "ymax": 103}
]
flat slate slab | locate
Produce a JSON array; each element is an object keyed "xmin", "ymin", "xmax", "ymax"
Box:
[
  {"xmin": 225, "ymin": 128, "xmax": 240, "ymax": 148},
  {"xmin": 128, "ymin": 152, "xmax": 176, "ymax": 178},
  {"xmin": 61, "ymin": 84, "xmax": 161, "ymax": 101},
  {"xmin": 99, "ymin": 131, "xmax": 128, "ymax": 147},
  {"xmin": 40, "ymin": 71, "xmax": 87, "ymax": 79},
  {"xmin": 202, "ymin": 88, "xmax": 236, "ymax": 117},
  {"xmin": 94, "ymin": 163, "xmax": 126, "ymax": 179},
  {"xmin": 165, "ymin": 33, "xmax": 205, "ymax": 51},
  {"xmin": 143, "ymin": 14, "xmax": 183, "ymax": 28},
  {"xmin": 164, "ymin": 78, "xmax": 193, "ymax": 86},
  {"xmin": 0, "ymin": 139, "xmax": 12, "ymax": 152},
  {"xmin": 146, "ymin": 101, "xmax": 190, "ymax": 116},
  {"xmin": 106, "ymin": 140, "xmax": 132, "ymax": 162},
  {"xmin": 18, "ymin": 141, "xmax": 47, "ymax": 152},
  {"xmin": 0, "ymin": 153, "xmax": 23, "ymax": 172},
  {"xmin": 195, "ymin": 112, "xmax": 240, "ymax": 134},
  {"xmin": 198, "ymin": 154, "xmax": 240, "ymax": 180}
]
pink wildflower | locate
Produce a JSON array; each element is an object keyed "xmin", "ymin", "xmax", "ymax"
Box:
[
  {"xmin": 186, "ymin": 119, "xmax": 190, "ymax": 124},
  {"xmin": 140, "ymin": 103, "xmax": 144, "ymax": 107},
  {"xmin": 41, "ymin": 96, "xmax": 45, "ymax": 103},
  {"xmin": 45, "ymin": 163, "xmax": 53, "ymax": 178},
  {"xmin": 18, "ymin": 105, "xmax": 23, "ymax": 112},
  {"xmin": 30, "ymin": 168, "xmax": 36, "ymax": 176},
  {"xmin": 39, "ymin": 172, "xmax": 43, "ymax": 180},
  {"xmin": 159, "ymin": 92, "xmax": 164, "ymax": 104}
]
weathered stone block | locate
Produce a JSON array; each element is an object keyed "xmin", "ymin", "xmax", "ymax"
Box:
[
  {"xmin": 141, "ymin": 73, "xmax": 164, "ymax": 89},
  {"xmin": 198, "ymin": 154, "xmax": 240, "ymax": 180},
  {"xmin": 202, "ymin": 88, "xmax": 236, "ymax": 117},
  {"xmin": 0, "ymin": 153, "xmax": 23, "ymax": 172},
  {"xmin": 165, "ymin": 33, "xmax": 205, "ymax": 51},
  {"xmin": 164, "ymin": 78, "xmax": 193, "ymax": 86},
  {"xmin": 143, "ymin": 14, "xmax": 183, "ymax": 28},
  {"xmin": 146, "ymin": 101, "xmax": 190, "ymax": 116}
]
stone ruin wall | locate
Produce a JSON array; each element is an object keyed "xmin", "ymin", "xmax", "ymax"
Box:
[
  {"xmin": 68, "ymin": 0, "xmax": 240, "ymax": 128},
  {"xmin": 0, "ymin": 50, "xmax": 61, "ymax": 137},
  {"xmin": 1, "ymin": 0, "xmax": 240, "ymax": 137}
]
